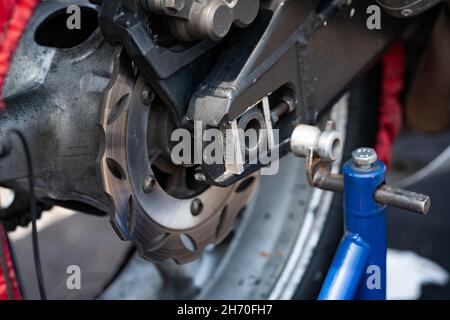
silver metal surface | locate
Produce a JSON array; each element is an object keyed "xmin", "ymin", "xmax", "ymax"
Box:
[
  {"xmin": 352, "ymin": 147, "xmax": 378, "ymax": 169},
  {"xmin": 139, "ymin": 0, "xmax": 260, "ymax": 41},
  {"xmin": 375, "ymin": 185, "xmax": 431, "ymax": 215},
  {"xmin": 306, "ymin": 170, "xmax": 430, "ymax": 215},
  {"xmin": 290, "ymin": 124, "xmax": 343, "ymax": 162},
  {"xmin": 164, "ymin": 0, "xmax": 185, "ymax": 12},
  {"xmin": 223, "ymin": 100, "xmax": 269, "ymax": 176}
]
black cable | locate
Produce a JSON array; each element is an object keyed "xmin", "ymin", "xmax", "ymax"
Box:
[{"xmin": 5, "ymin": 129, "xmax": 47, "ymax": 300}]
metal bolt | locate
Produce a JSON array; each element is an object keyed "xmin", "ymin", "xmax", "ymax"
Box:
[
  {"xmin": 325, "ymin": 119, "xmax": 336, "ymax": 131},
  {"xmin": 141, "ymin": 87, "xmax": 155, "ymax": 105},
  {"xmin": 194, "ymin": 173, "xmax": 206, "ymax": 182},
  {"xmin": 270, "ymin": 111, "xmax": 280, "ymax": 124},
  {"xmin": 270, "ymin": 97, "xmax": 295, "ymax": 124},
  {"xmin": 191, "ymin": 198, "xmax": 203, "ymax": 216},
  {"xmin": 143, "ymin": 175, "xmax": 156, "ymax": 193},
  {"xmin": 401, "ymin": 8, "xmax": 413, "ymax": 17},
  {"xmin": 163, "ymin": 0, "xmax": 185, "ymax": 12},
  {"xmin": 352, "ymin": 147, "xmax": 377, "ymax": 169}
]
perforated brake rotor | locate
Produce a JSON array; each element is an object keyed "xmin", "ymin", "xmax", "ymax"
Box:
[{"xmin": 98, "ymin": 49, "xmax": 258, "ymax": 263}]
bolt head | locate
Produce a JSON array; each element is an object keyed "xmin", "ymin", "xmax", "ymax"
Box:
[
  {"xmin": 352, "ymin": 147, "xmax": 377, "ymax": 169},
  {"xmin": 194, "ymin": 173, "xmax": 206, "ymax": 182},
  {"xmin": 143, "ymin": 175, "xmax": 156, "ymax": 193},
  {"xmin": 325, "ymin": 120, "xmax": 336, "ymax": 131},
  {"xmin": 401, "ymin": 8, "xmax": 413, "ymax": 17},
  {"xmin": 191, "ymin": 198, "xmax": 203, "ymax": 216},
  {"xmin": 141, "ymin": 87, "xmax": 155, "ymax": 105},
  {"xmin": 270, "ymin": 111, "xmax": 279, "ymax": 124}
]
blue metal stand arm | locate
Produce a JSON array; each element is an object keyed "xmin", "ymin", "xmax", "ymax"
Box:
[{"xmin": 318, "ymin": 234, "xmax": 370, "ymax": 300}]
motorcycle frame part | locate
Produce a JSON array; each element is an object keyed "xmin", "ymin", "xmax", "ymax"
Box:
[
  {"xmin": 198, "ymin": 95, "xmax": 280, "ymax": 183},
  {"xmin": 138, "ymin": 0, "xmax": 261, "ymax": 42},
  {"xmin": 99, "ymin": 0, "xmax": 217, "ymax": 80},
  {"xmin": 0, "ymin": 0, "xmax": 114, "ymax": 215},
  {"xmin": 185, "ymin": 0, "xmax": 437, "ymax": 187},
  {"xmin": 97, "ymin": 0, "xmax": 435, "ymax": 125},
  {"xmin": 97, "ymin": 0, "xmax": 222, "ymax": 120},
  {"xmin": 319, "ymin": 158, "xmax": 387, "ymax": 300},
  {"xmin": 222, "ymin": 99, "xmax": 272, "ymax": 177}
]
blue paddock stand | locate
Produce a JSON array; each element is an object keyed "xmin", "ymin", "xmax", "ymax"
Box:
[
  {"xmin": 289, "ymin": 125, "xmax": 430, "ymax": 300},
  {"xmin": 319, "ymin": 157, "xmax": 388, "ymax": 300}
]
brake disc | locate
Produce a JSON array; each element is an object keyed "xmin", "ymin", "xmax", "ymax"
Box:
[{"xmin": 98, "ymin": 49, "xmax": 258, "ymax": 263}]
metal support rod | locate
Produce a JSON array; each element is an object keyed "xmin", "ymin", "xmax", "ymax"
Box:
[
  {"xmin": 313, "ymin": 173, "xmax": 430, "ymax": 214},
  {"xmin": 375, "ymin": 185, "xmax": 430, "ymax": 214},
  {"xmin": 318, "ymin": 234, "xmax": 370, "ymax": 300},
  {"xmin": 343, "ymin": 156, "xmax": 388, "ymax": 299}
]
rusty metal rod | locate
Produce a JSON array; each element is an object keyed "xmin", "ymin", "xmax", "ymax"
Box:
[
  {"xmin": 312, "ymin": 173, "xmax": 430, "ymax": 215},
  {"xmin": 375, "ymin": 185, "xmax": 430, "ymax": 215}
]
